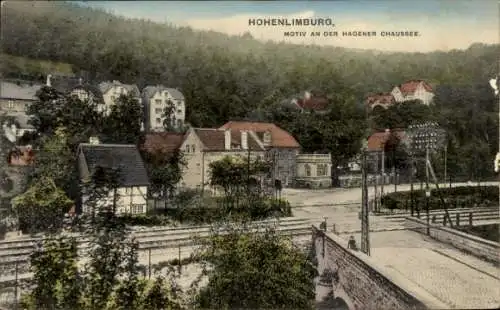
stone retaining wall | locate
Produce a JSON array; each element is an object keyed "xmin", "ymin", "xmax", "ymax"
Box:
[{"xmin": 405, "ymin": 217, "xmax": 500, "ymax": 264}]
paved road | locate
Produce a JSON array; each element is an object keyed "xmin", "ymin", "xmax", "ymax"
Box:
[{"xmin": 343, "ymin": 230, "xmax": 500, "ymax": 309}]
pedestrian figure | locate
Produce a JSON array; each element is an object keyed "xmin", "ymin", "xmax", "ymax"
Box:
[{"xmin": 347, "ymin": 236, "xmax": 358, "ymax": 251}]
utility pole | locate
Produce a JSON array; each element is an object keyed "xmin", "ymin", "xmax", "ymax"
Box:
[
  {"xmin": 374, "ymin": 152, "xmax": 379, "ymax": 213},
  {"xmin": 361, "ymin": 151, "xmax": 370, "ymax": 256},
  {"xmin": 444, "ymin": 145, "xmax": 447, "ymax": 185}
]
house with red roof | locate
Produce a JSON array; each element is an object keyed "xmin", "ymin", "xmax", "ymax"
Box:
[
  {"xmin": 220, "ymin": 121, "xmax": 301, "ymax": 187},
  {"xmin": 365, "ymin": 92, "xmax": 396, "ymax": 110},
  {"xmin": 290, "ymin": 91, "xmax": 330, "ymax": 113},
  {"xmin": 390, "ymin": 80, "xmax": 434, "ymax": 105},
  {"xmin": 177, "ymin": 127, "xmax": 267, "ymax": 189}
]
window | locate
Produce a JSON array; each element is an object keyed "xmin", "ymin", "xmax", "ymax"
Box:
[
  {"xmin": 156, "ymin": 118, "xmax": 162, "ymax": 124},
  {"xmin": 305, "ymin": 164, "xmax": 311, "ymax": 177},
  {"xmin": 131, "ymin": 204, "xmax": 144, "ymax": 214},
  {"xmin": 111, "ymin": 96, "xmax": 116, "ymax": 102},
  {"xmin": 125, "ymin": 188, "xmax": 130, "ymax": 194},
  {"xmin": 186, "ymin": 145, "xmax": 191, "ymax": 153},
  {"xmin": 7, "ymin": 101, "xmax": 15, "ymax": 110},
  {"xmin": 155, "ymin": 99, "xmax": 161, "ymax": 105},
  {"xmin": 177, "ymin": 119, "xmax": 183, "ymax": 127},
  {"xmin": 177, "ymin": 108, "xmax": 182, "ymax": 113},
  {"xmin": 191, "ymin": 144, "xmax": 195, "ymax": 153},
  {"xmin": 317, "ymin": 164, "xmax": 327, "ymax": 176},
  {"xmin": 155, "ymin": 108, "xmax": 163, "ymax": 114}
]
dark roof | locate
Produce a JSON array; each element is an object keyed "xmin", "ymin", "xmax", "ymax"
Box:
[
  {"xmin": 141, "ymin": 132, "xmax": 186, "ymax": 154},
  {"xmin": 49, "ymin": 76, "xmax": 103, "ymax": 101},
  {"xmin": 142, "ymin": 85, "xmax": 185, "ymax": 100},
  {"xmin": 78, "ymin": 144, "xmax": 149, "ymax": 186},
  {"xmin": 0, "ymin": 80, "xmax": 43, "ymax": 100},
  {"xmin": 194, "ymin": 128, "xmax": 265, "ymax": 152},
  {"xmin": 220, "ymin": 121, "xmax": 301, "ymax": 148},
  {"xmin": 296, "ymin": 96, "xmax": 329, "ymax": 110}
]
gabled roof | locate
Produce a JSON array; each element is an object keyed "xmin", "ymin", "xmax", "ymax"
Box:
[
  {"xmin": 98, "ymin": 80, "xmax": 140, "ymax": 97},
  {"xmin": 296, "ymin": 96, "xmax": 329, "ymax": 111},
  {"xmin": 396, "ymin": 80, "xmax": 433, "ymax": 95},
  {"xmin": 141, "ymin": 132, "xmax": 186, "ymax": 154},
  {"xmin": 0, "ymin": 80, "xmax": 43, "ymax": 100},
  {"xmin": 367, "ymin": 130, "xmax": 408, "ymax": 151},
  {"xmin": 220, "ymin": 121, "xmax": 301, "ymax": 149},
  {"xmin": 142, "ymin": 85, "xmax": 185, "ymax": 100},
  {"xmin": 49, "ymin": 76, "xmax": 103, "ymax": 101},
  {"xmin": 366, "ymin": 92, "xmax": 395, "ymax": 105},
  {"xmin": 78, "ymin": 143, "xmax": 149, "ymax": 186},
  {"xmin": 193, "ymin": 128, "xmax": 265, "ymax": 152}
]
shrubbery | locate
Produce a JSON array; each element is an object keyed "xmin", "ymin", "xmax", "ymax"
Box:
[{"xmin": 381, "ymin": 186, "xmax": 498, "ymax": 211}]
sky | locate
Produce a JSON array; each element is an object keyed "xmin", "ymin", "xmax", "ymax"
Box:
[{"xmin": 79, "ymin": 0, "xmax": 499, "ymax": 52}]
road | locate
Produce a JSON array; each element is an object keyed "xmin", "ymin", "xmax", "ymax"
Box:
[
  {"xmin": 281, "ymin": 182, "xmax": 499, "ymax": 233},
  {"xmin": 344, "ymin": 230, "xmax": 500, "ymax": 309}
]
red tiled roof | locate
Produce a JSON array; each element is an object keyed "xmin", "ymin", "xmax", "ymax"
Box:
[
  {"xmin": 398, "ymin": 80, "xmax": 433, "ymax": 95},
  {"xmin": 366, "ymin": 93, "xmax": 395, "ymax": 105},
  {"xmin": 141, "ymin": 132, "xmax": 186, "ymax": 154},
  {"xmin": 194, "ymin": 128, "xmax": 265, "ymax": 152},
  {"xmin": 296, "ymin": 96, "xmax": 329, "ymax": 111},
  {"xmin": 8, "ymin": 146, "xmax": 34, "ymax": 166},
  {"xmin": 220, "ymin": 121, "xmax": 301, "ymax": 149},
  {"xmin": 367, "ymin": 130, "xmax": 408, "ymax": 151}
]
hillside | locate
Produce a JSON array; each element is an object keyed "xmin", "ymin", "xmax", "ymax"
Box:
[
  {"xmin": 1, "ymin": 1, "xmax": 498, "ymax": 127},
  {"xmin": 0, "ymin": 53, "xmax": 74, "ymax": 82}
]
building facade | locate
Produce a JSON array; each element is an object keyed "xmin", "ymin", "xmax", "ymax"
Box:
[
  {"xmin": 141, "ymin": 85, "xmax": 186, "ymax": 132},
  {"xmin": 295, "ymin": 154, "xmax": 333, "ymax": 188},
  {"xmin": 98, "ymin": 80, "xmax": 141, "ymax": 114},
  {"xmin": 77, "ymin": 141, "xmax": 150, "ymax": 215},
  {"xmin": 391, "ymin": 80, "xmax": 434, "ymax": 105},
  {"xmin": 180, "ymin": 128, "xmax": 266, "ymax": 189},
  {"xmin": 219, "ymin": 121, "xmax": 301, "ymax": 188}
]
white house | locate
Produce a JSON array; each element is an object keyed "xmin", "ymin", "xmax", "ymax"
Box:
[
  {"xmin": 77, "ymin": 139, "xmax": 150, "ymax": 215},
  {"xmin": 98, "ymin": 80, "xmax": 141, "ymax": 114},
  {"xmin": 141, "ymin": 85, "xmax": 186, "ymax": 132},
  {"xmin": 391, "ymin": 80, "xmax": 434, "ymax": 105}
]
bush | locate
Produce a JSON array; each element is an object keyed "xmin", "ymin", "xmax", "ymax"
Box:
[{"xmin": 381, "ymin": 186, "xmax": 498, "ymax": 211}]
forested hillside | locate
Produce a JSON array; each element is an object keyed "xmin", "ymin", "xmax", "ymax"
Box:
[
  {"xmin": 1, "ymin": 1, "xmax": 498, "ymax": 180},
  {"xmin": 1, "ymin": 1, "xmax": 498, "ymax": 128}
]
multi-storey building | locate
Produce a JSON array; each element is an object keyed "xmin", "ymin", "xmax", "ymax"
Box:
[{"xmin": 141, "ymin": 85, "xmax": 185, "ymax": 132}]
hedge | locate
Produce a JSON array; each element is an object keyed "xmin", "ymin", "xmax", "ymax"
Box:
[{"xmin": 381, "ymin": 186, "xmax": 498, "ymax": 211}]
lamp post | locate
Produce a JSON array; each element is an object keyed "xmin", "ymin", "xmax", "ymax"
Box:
[{"xmin": 425, "ymin": 188, "xmax": 431, "ymax": 235}]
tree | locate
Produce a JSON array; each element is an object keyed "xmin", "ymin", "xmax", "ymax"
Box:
[
  {"xmin": 196, "ymin": 225, "xmax": 316, "ymax": 309},
  {"xmin": 144, "ymin": 149, "xmax": 186, "ymax": 199},
  {"xmin": 22, "ymin": 236, "xmax": 82, "ymax": 310},
  {"xmin": 12, "ymin": 177, "xmax": 74, "ymax": 233},
  {"xmin": 102, "ymin": 93, "xmax": 143, "ymax": 144},
  {"xmin": 162, "ymin": 99, "xmax": 177, "ymax": 132},
  {"xmin": 384, "ymin": 131, "xmax": 410, "ymax": 173}
]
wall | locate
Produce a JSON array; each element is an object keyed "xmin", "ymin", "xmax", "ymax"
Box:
[
  {"xmin": 295, "ymin": 154, "xmax": 332, "ymax": 188},
  {"xmin": 405, "ymin": 217, "xmax": 500, "ymax": 264},
  {"xmin": 179, "ymin": 131, "xmax": 205, "ymax": 188},
  {"xmin": 81, "ymin": 186, "xmax": 148, "ymax": 215},
  {"xmin": 0, "ymin": 99, "xmax": 31, "ymax": 113},
  {"xmin": 269, "ymin": 148, "xmax": 299, "ymax": 187},
  {"xmin": 312, "ymin": 226, "xmax": 447, "ymax": 310}
]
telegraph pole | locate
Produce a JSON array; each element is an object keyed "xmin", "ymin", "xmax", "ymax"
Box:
[{"xmin": 361, "ymin": 151, "xmax": 370, "ymax": 255}]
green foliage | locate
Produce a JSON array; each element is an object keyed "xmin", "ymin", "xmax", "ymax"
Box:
[
  {"xmin": 12, "ymin": 177, "xmax": 73, "ymax": 233},
  {"xmin": 143, "ymin": 149, "xmax": 186, "ymax": 199},
  {"xmin": 381, "ymin": 186, "xmax": 499, "ymax": 211},
  {"xmin": 101, "ymin": 93, "xmax": 144, "ymax": 144},
  {"xmin": 196, "ymin": 226, "xmax": 316, "ymax": 309},
  {"xmin": 23, "ymin": 236, "xmax": 82, "ymax": 310}
]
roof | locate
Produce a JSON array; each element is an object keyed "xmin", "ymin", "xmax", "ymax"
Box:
[
  {"xmin": 141, "ymin": 132, "xmax": 186, "ymax": 154},
  {"xmin": 50, "ymin": 76, "xmax": 102, "ymax": 100},
  {"xmin": 0, "ymin": 80, "xmax": 42, "ymax": 100},
  {"xmin": 397, "ymin": 80, "xmax": 433, "ymax": 95},
  {"xmin": 219, "ymin": 121, "xmax": 301, "ymax": 149},
  {"xmin": 367, "ymin": 130, "xmax": 408, "ymax": 151},
  {"xmin": 193, "ymin": 128, "xmax": 265, "ymax": 152},
  {"xmin": 78, "ymin": 143, "xmax": 149, "ymax": 186},
  {"xmin": 296, "ymin": 96, "xmax": 329, "ymax": 110},
  {"xmin": 142, "ymin": 85, "xmax": 185, "ymax": 100},
  {"xmin": 366, "ymin": 93, "xmax": 395, "ymax": 105},
  {"xmin": 98, "ymin": 80, "xmax": 140, "ymax": 97}
]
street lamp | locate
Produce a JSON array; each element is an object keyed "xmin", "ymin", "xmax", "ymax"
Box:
[{"xmin": 425, "ymin": 189, "xmax": 431, "ymax": 235}]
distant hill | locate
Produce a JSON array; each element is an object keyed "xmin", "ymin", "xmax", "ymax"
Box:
[{"xmin": 1, "ymin": 1, "xmax": 498, "ymax": 127}]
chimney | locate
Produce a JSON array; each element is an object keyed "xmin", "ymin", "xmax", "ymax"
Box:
[
  {"xmin": 241, "ymin": 131, "xmax": 248, "ymax": 150},
  {"xmin": 224, "ymin": 129, "xmax": 231, "ymax": 150},
  {"xmin": 46, "ymin": 74, "xmax": 52, "ymax": 87},
  {"xmin": 89, "ymin": 136, "xmax": 100, "ymax": 145},
  {"xmin": 10, "ymin": 124, "xmax": 17, "ymax": 136},
  {"xmin": 78, "ymin": 77, "xmax": 83, "ymax": 85}
]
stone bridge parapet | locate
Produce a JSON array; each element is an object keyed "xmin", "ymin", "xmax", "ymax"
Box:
[{"xmin": 312, "ymin": 226, "xmax": 448, "ymax": 310}]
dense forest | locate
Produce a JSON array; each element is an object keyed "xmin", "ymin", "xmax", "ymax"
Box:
[{"xmin": 1, "ymin": 1, "xmax": 498, "ymax": 180}]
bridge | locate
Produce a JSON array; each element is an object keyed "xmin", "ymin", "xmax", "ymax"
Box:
[{"xmin": 312, "ymin": 217, "xmax": 500, "ymax": 309}]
